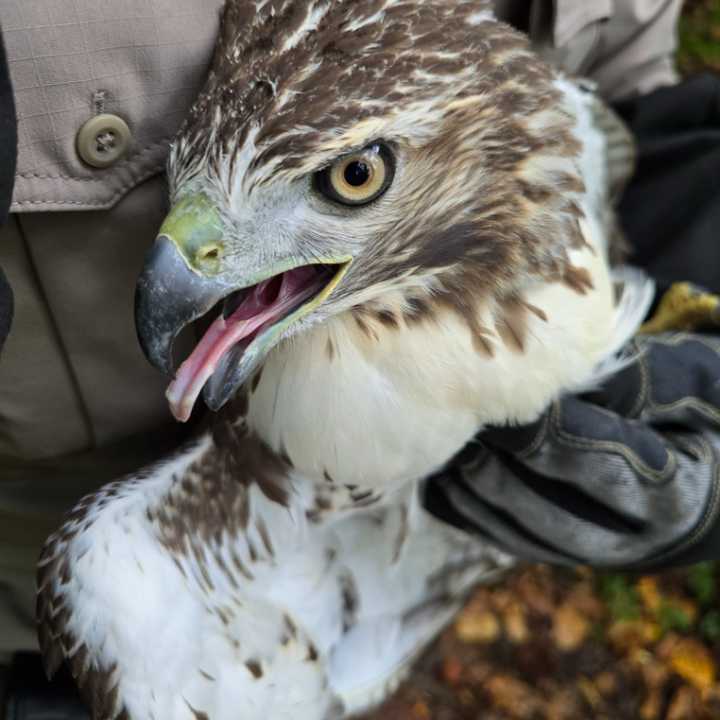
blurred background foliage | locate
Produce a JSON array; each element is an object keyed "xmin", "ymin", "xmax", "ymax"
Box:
[{"xmin": 679, "ymin": 0, "xmax": 720, "ymax": 73}]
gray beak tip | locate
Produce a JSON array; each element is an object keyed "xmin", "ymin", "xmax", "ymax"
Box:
[{"xmin": 135, "ymin": 236, "xmax": 226, "ymax": 377}]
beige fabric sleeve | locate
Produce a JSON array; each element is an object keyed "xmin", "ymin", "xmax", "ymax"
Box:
[
  {"xmin": 495, "ymin": 0, "xmax": 683, "ymax": 102},
  {"xmin": 584, "ymin": 0, "xmax": 682, "ymax": 101},
  {"xmin": 1, "ymin": 0, "xmax": 224, "ymax": 211}
]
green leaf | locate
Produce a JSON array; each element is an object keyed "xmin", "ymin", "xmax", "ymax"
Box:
[
  {"xmin": 700, "ymin": 610, "xmax": 720, "ymax": 643},
  {"xmin": 657, "ymin": 602, "xmax": 693, "ymax": 635},
  {"xmin": 598, "ymin": 574, "xmax": 641, "ymax": 621},
  {"xmin": 687, "ymin": 562, "xmax": 716, "ymax": 606}
]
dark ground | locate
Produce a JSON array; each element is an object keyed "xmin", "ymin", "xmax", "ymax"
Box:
[
  {"xmin": 363, "ymin": 565, "xmax": 720, "ymax": 720},
  {"xmin": 362, "ymin": 2, "xmax": 720, "ymax": 718}
]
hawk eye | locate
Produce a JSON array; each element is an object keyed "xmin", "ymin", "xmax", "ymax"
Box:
[{"xmin": 315, "ymin": 143, "xmax": 394, "ymax": 206}]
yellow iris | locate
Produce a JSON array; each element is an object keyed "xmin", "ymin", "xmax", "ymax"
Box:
[{"xmin": 327, "ymin": 147, "xmax": 388, "ymax": 204}]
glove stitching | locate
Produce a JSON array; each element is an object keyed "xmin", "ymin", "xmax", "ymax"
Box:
[
  {"xmin": 646, "ymin": 448, "xmax": 720, "ymax": 567},
  {"xmin": 627, "ymin": 347, "xmax": 651, "ymax": 418},
  {"xmin": 669, "ymin": 433, "xmax": 714, "ymax": 463},
  {"xmin": 515, "ymin": 411, "xmax": 552, "ymax": 460},
  {"xmin": 552, "ymin": 404, "xmax": 676, "ymax": 483},
  {"xmin": 457, "ymin": 442, "xmax": 491, "ymax": 474},
  {"xmin": 637, "ymin": 333, "xmax": 720, "ymax": 425},
  {"xmin": 451, "ymin": 473, "xmax": 585, "ymax": 565},
  {"xmin": 644, "ymin": 396, "xmax": 720, "ymax": 427},
  {"xmin": 647, "ymin": 333, "xmax": 720, "ymax": 355}
]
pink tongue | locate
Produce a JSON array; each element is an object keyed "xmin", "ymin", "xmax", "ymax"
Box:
[{"xmin": 167, "ymin": 266, "xmax": 323, "ymax": 422}]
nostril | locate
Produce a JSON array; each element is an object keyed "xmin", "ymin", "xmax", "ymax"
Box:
[{"xmin": 197, "ymin": 245, "xmax": 222, "ymax": 263}]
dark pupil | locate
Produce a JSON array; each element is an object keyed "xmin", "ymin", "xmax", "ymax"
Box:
[{"xmin": 344, "ymin": 161, "xmax": 370, "ymax": 187}]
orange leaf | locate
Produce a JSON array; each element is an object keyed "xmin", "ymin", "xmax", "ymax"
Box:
[
  {"xmin": 552, "ymin": 603, "xmax": 588, "ymax": 652},
  {"xmin": 594, "ymin": 671, "xmax": 617, "ymax": 696},
  {"xmin": 503, "ymin": 602, "xmax": 529, "ymax": 644},
  {"xmin": 455, "ymin": 610, "xmax": 500, "ymax": 644},
  {"xmin": 666, "ymin": 686, "xmax": 701, "ymax": 720},
  {"xmin": 411, "ymin": 701, "xmax": 431, "ymax": 719},
  {"xmin": 442, "ymin": 656, "xmax": 463, "ymax": 686},
  {"xmin": 636, "ymin": 577, "xmax": 662, "ymax": 613},
  {"xmin": 668, "ymin": 638, "xmax": 715, "ymax": 691},
  {"xmin": 608, "ymin": 619, "xmax": 660, "ymax": 651},
  {"xmin": 485, "ymin": 675, "xmax": 543, "ymax": 719}
]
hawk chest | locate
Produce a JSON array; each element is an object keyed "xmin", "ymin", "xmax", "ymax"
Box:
[
  {"xmin": 244, "ymin": 232, "xmax": 616, "ymax": 493},
  {"xmin": 244, "ymin": 311, "xmax": 482, "ymax": 491}
]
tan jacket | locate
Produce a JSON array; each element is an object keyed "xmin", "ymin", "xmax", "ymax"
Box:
[
  {"xmin": 497, "ymin": 0, "xmax": 681, "ymax": 100},
  {"xmin": 0, "ymin": 0, "xmax": 683, "ymax": 653}
]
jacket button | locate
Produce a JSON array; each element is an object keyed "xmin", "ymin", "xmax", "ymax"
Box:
[{"xmin": 76, "ymin": 114, "xmax": 132, "ymax": 168}]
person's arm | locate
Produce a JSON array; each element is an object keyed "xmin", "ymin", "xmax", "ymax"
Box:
[
  {"xmin": 525, "ymin": 0, "xmax": 683, "ymax": 102},
  {"xmin": 0, "ymin": 31, "xmax": 16, "ymax": 351},
  {"xmin": 584, "ymin": 0, "xmax": 682, "ymax": 102}
]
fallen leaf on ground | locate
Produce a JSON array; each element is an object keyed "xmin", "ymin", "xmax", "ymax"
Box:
[
  {"xmin": 485, "ymin": 675, "xmax": 544, "ymax": 719},
  {"xmin": 607, "ymin": 619, "xmax": 661, "ymax": 651},
  {"xmin": 640, "ymin": 688, "xmax": 663, "ymax": 720},
  {"xmin": 441, "ymin": 656, "xmax": 463, "ymax": 686},
  {"xmin": 502, "ymin": 601, "xmax": 529, "ymax": 644},
  {"xmin": 566, "ymin": 581, "xmax": 605, "ymax": 621},
  {"xmin": 667, "ymin": 685, "xmax": 702, "ymax": 720},
  {"xmin": 543, "ymin": 687, "xmax": 585, "ymax": 720},
  {"xmin": 594, "ymin": 671, "xmax": 617, "ymax": 696},
  {"xmin": 577, "ymin": 676, "xmax": 602, "ymax": 709},
  {"xmin": 553, "ymin": 603, "xmax": 589, "ymax": 651},
  {"xmin": 668, "ymin": 637, "xmax": 716, "ymax": 691},
  {"xmin": 515, "ymin": 568, "xmax": 556, "ymax": 616},
  {"xmin": 636, "ymin": 577, "xmax": 662, "ymax": 613},
  {"xmin": 411, "ymin": 701, "xmax": 431, "ymax": 719},
  {"xmin": 455, "ymin": 609, "xmax": 500, "ymax": 644}
]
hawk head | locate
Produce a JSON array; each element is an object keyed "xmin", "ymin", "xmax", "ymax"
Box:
[{"xmin": 136, "ymin": 0, "xmax": 590, "ymax": 421}]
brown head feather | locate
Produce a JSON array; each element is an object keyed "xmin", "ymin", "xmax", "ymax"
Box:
[{"xmin": 169, "ymin": 0, "xmax": 591, "ymax": 342}]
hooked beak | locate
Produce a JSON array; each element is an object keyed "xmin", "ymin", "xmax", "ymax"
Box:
[
  {"xmin": 135, "ymin": 235, "xmax": 228, "ymax": 376},
  {"xmin": 135, "ymin": 194, "xmax": 350, "ymax": 421}
]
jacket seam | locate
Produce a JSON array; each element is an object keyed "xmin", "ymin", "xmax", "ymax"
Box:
[
  {"xmin": 12, "ymin": 135, "xmax": 173, "ymax": 208},
  {"xmin": 14, "ymin": 137, "xmax": 173, "ymax": 182},
  {"xmin": 11, "ymin": 164, "xmax": 166, "ymax": 209},
  {"xmin": 13, "ymin": 216, "xmax": 97, "ymax": 450}
]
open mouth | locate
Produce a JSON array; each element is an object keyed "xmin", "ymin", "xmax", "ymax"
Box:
[{"xmin": 166, "ymin": 262, "xmax": 346, "ymax": 422}]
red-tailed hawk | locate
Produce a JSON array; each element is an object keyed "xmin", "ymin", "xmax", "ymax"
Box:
[{"xmin": 37, "ymin": 2, "xmax": 651, "ymax": 718}]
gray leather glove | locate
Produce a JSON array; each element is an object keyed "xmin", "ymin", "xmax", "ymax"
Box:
[{"xmin": 424, "ymin": 333, "xmax": 720, "ymax": 569}]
